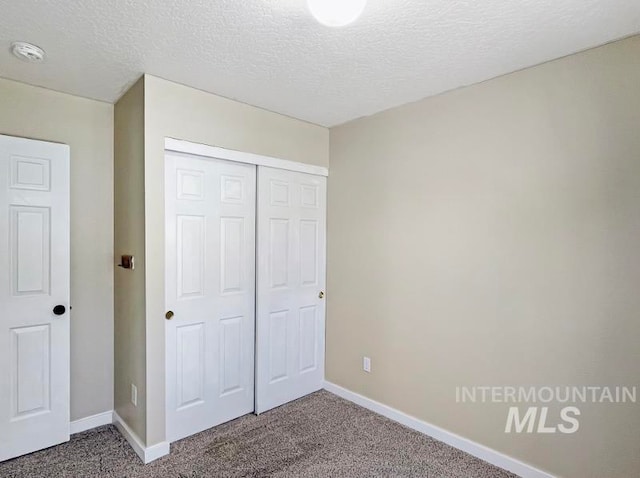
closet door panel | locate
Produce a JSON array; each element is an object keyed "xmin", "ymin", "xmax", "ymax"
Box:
[
  {"xmin": 256, "ymin": 167, "xmax": 326, "ymax": 414},
  {"xmin": 166, "ymin": 153, "xmax": 255, "ymax": 443}
]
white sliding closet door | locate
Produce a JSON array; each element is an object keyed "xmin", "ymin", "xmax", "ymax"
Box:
[
  {"xmin": 0, "ymin": 135, "xmax": 70, "ymax": 461},
  {"xmin": 256, "ymin": 167, "xmax": 326, "ymax": 414},
  {"xmin": 165, "ymin": 153, "xmax": 256, "ymax": 442}
]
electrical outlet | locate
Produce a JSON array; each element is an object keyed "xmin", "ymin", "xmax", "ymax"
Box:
[
  {"xmin": 363, "ymin": 356, "xmax": 371, "ymax": 373},
  {"xmin": 131, "ymin": 384, "xmax": 138, "ymax": 407}
]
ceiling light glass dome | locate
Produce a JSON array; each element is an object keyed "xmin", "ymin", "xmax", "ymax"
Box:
[{"xmin": 307, "ymin": 0, "xmax": 367, "ymax": 27}]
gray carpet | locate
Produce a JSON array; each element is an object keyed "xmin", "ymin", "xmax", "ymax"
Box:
[{"xmin": 0, "ymin": 391, "xmax": 518, "ymax": 477}]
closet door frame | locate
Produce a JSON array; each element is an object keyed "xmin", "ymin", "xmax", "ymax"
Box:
[
  {"xmin": 163, "ymin": 138, "xmax": 328, "ymax": 436},
  {"xmin": 165, "ymin": 139, "xmax": 328, "ymax": 178}
]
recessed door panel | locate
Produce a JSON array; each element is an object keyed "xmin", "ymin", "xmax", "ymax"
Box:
[
  {"xmin": 221, "ymin": 218, "xmax": 244, "ymax": 294},
  {"xmin": 177, "ymin": 215, "xmax": 205, "ymax": 299},
  {"xmin": 10, "ymin": 156, "xmax": 51, "ymax": 191},
  {"xmin": 300, "ymin": 184, "xmax": 319, "ymax": 208},
  {"xmin": 268, "ymin": 310, "xmax": 289, "ymax": 383},
  {"xmin": 300, "ymin": 220, "xmax": 318, "ymax": 287},
  {"xmin": 269, "ymin": 219, "xmax": 289, "ymax": 289},
  {"xmin": 11, "ymin": 325, "xmax": 51, "ymax": 418},
  {"xmin": 269, "ymin": 180, "xmax": 289, "ymax": 207},
  {"xmin": 0, "ymin": 135, "xmax": 70, "ymax": 462},
  {"xmin": 299, "ymin": 306, "xmax": 317, "ymax": 374},
  {"xmin": 176, "ymin": 323, "xmax": 205, "ymax": 410},
  {"xmin": 11, "ymin": 206, "xmax": 51, "ymax": 296},
  {"xmin": 166, "ymin": 154, "xmax": 255, "ymax": 443},
  {"xmin": 220, "ymin": 316, "xmax": 243, "ymax": 396},
  {"xmin": 177, "ymin": 169, "xmax": 204, "ymax": 201},
  {"xmin": 221, "ymin": 176, "xmax": 244, "ymax": 204}
]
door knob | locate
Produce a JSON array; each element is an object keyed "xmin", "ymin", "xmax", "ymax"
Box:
[
  {"xmin": 165, "ymin": 311, "xmax": 175, "ymax": 320},
  {"xmin": 318, "ymin": 291, "xmax": 325, "ymax": 299},
  {"xmin": 53, "ymin": 305, "xmax": 66, "ymax": 316}
]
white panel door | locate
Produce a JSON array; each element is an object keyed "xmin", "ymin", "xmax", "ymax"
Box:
[
  {"xmin": 0, "ymin": 135, "xmax": 70, "ymax": 461},
  {"xmin": 256, "ymin": 167, "xmax": 326, "ymax": 414},
  {"xmin": 165, "ymin": 153, "xmax": 256, "ymax": 442}
]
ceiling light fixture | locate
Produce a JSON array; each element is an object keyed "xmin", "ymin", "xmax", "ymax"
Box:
[
  {"xmin": 307, "ymin": 0, "xmax": 367, "ymax": 27},
  {"xmin": 11, "ymin": 42, "xmax": 45, "ymax": 63}
]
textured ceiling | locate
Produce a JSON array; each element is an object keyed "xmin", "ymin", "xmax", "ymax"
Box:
[{"xmin": 0, "ymin": 0, "xmax": 639, "ymax": 126}]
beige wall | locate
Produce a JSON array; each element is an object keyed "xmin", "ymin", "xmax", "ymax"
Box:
[
  {"xmin": 142, "ymin": 75, "xmax": 329, "ymax": 444},
  {"xmin": 0, "ymin": 78, "xmax": 114, "ymax": 421},
  {"xmin": 113, "ymin": 77, "xmax": 147, "ymax": 441},
  {"xmin": 327, "ymin": 36, "xmax": 640, "ymax": 478}
]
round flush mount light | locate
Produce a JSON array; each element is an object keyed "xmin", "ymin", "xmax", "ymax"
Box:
[
  {"xmin": 307, "ymin": 0, "xmax": 367, "ymax": 27},
  {"xmin": 11, "ymin": 42, "xmax": 45, "ymax": 63}
]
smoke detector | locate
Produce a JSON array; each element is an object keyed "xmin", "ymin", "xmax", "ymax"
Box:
[{"xmin": 11, "ymin": 42, "xmax": 45, "ymax": 63}]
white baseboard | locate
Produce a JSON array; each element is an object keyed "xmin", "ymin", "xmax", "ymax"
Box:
[
  {"xmin": 112, "ymin": 412, "xmax": 170, "ymax": 464},
  {"xmin": 144, "ymin": 440, "xmax": 171, "ymax": 464},
  {"xmin": 70, "ymin": 411, "xmax": 114, "ymax": 434},
  {"xmin": 324, "ymin": 381, "xmax": 555, "ymax": 478}
]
